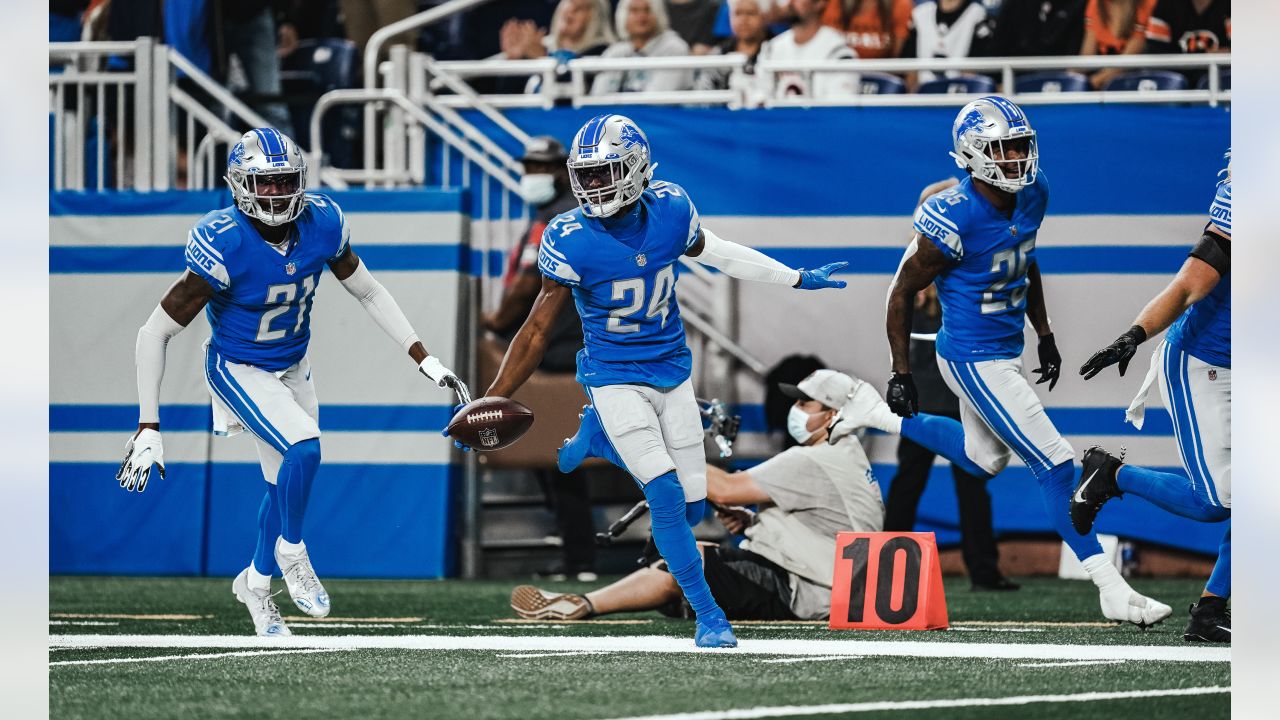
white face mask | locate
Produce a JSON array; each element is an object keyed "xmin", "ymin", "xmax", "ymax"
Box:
[
  {"xmin": 787, "ymin": 405, "xmax": 820, "ymax": 445},
  {"xmin": 520, "ymin": 173, "xmax": 558, "ymax": 206}
]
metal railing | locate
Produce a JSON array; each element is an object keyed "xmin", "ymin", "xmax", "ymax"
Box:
[{"xmin": 425, "ymin": 51, "xmax": 1231, "ymax": 109}]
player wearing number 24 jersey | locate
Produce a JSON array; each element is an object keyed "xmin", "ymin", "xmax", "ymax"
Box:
[
  {"xmin": 883, "ymin": 96, "xmax": 1172, "ymax": 628},
  {"xmin": 468, "ymin": 114, "xmax": 849, "ymax": 649},
  {"xmin": 115, "ymin": 128, "xmax": 461, "ymax": 638}
]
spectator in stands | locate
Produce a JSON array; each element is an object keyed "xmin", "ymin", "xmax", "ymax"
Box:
[
  {"xmin": 821, "ymin": 0, "xmax": 913, "ymax": 59},
  {"xmin": 51, "ymin": 1, "xmax": 90, "ymax": 42},
  {"xmin": 667, "ymin": 0, "xmax": 723, "ymax": 54},
  {"xmin": 756, "ymin": 0, "xmax": 858, "ymax": 101},
  {"xmin": 1145, "ymin": 0, "xmax": 1230, "ymax": 54},
  {"xmin": 214, "ymin": 2, "xmax": 296, "ymax": 138},
  {"xmin": 483, "ymin": 137, "xmax": 595, "ymax": 581},
  {"xmin": 988, "ymin": 0, "xmax": 1087, "ymax": 57},
  {"xmin": 591, "ymin": 0, "xmax": 695, "ymax": 95},
  {"xmin": 339, "ymin": 0, "xmax": 418, "ymax": 63},
  {"xmin": 882, "ymin": 181, "xmax": 1017, "ymax": 593},
  {"xmin": 693, "ymin": 0, "xmax": 774, "ymax": 96},
  {"xmin": 905, "ymin": 0, "xmax": 995, "ymax": 87},
  {"xmin": 1080, "ymin": 0, "xmax": 1157, "ymax": 90},
  {"xmin": 510, "ymin": 370, "xmax": 886, "ymax": 622},
  {"xmin": 498, "ymin": 0, "xmax": 616, "ymax": 94}
]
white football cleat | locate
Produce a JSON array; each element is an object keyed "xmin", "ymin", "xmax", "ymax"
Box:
[
  {"xmin": 1099, "ymin": 585, "xmax": 1173, "ymax": 628},
  {"xmin": 232, "ymin": 568, "xmax": 291, "ymax": 637},
  {"xmin": 275, "ymin": 539, "xmax": 331, "ymax": 618},
  {"xmin": 836, "ymin": 377, "xmax": 903, "ymax": 435}
]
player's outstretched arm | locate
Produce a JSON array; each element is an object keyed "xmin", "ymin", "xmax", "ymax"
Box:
[
  {"xmin": 328, "ymin": 248, "xmax": 459, "ymax": 389},
  {"xmin": 884, "ymin": 235, "xmax": 949, "ymax": 417},
  {"xmin": 119, "ymin": 270, "xmax": 212, "ymax": 492},
  {"xmin": 1080, "ymin": 227, "xmax": 1228, "ymax": 380},
  {"xmin": 486, "ymin": 277, "xmax": 572, "ymax": 398},
  {"xmin": 685, "ymin": 228, "xmax": 847, "ymax": 290}
]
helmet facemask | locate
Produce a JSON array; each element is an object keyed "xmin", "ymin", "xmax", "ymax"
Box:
[
  {"xmin": 227, "ymin": 165, "xmax": 308, "ymax": 226},
  {"xmin": 568, "ymin": 152, "xmax": 647, "ymax": 218},
  {"xmin": 953, "ymin": 131, "xmax": 1038, "ymax": 194}
]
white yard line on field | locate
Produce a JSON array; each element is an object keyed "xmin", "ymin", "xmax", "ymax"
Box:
[
  {"xmin": 49, "ymin": 648, "xmax": 345, "ymax": 667},
  {"xmin": 47, "ymin": 634, "xmax": 1231, "ymax": 663},
  {"xmin": 495, "ymin": 651, "xmax": 613, "ymax": 659},
  {"xmin": 1017, "ymin": 659, "xmax": 1129, "ymax": 668},
  {"xmin": 593, "ymin": 686, "xmax": 1230, "ymax": 720},
  {"xmin": 49, "ymin": 621, "xmax": 119, "ymax": 627},
  {"xmin": 758, "ymin": 655, "xmax": 863, "ymax": 664}
]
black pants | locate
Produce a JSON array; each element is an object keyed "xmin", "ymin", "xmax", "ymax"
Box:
[
  {"xmin": 884, "ymin": 414, "xmax": 1002, "ymax": 585},
  {"xmin": 535, "ymin": 468, "xmax": 595, "ymax": 572}
]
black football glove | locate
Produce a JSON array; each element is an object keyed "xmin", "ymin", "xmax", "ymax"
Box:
[
  {"xmin": 886, "ymin": 373, "xmax": 918, "ymax": 418},
  {"xmin": 1079, "ymin": 325, "xmax": 1147, "ymax": 380},
  {"xmin": 1032, "ymin": 333, "xmax": 1062, "ymax": 391}
]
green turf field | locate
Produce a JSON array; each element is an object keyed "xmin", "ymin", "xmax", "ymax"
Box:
[{"xmin": 49, "ymin": 576, "xmax": 1228, "ymax": 720}]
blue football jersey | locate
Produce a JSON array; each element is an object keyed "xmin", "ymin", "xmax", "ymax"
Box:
[
  {"xmin": 184, "ymin": 193, "xmax": 351, "ymax": 371},
  {"xmin": 914, "ymin": 174, "xmax": 1050, "ymax": 361},
  {"xmin": 1166, "ymin": 179, "xmax": 1231, "ymax": 368},
  {"xmin": 538, "ymin": 181, "xmax": 701, "ymax": 388}
]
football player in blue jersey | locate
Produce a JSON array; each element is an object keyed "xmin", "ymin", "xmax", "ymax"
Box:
[
  {"xmin": 114, "ymin": 129, "xmax": 461, "ymax": 636},
  {"xmin": 1076, "ymin": 151, "xmax": 1232, "ymax": 643},
  {"xmin": 882, "ymin": 96, "xmax": 1172, "ymax": 627},
  {"xmin": 470, "ymin": 114, "xmax": 847, "ymax": 648}
]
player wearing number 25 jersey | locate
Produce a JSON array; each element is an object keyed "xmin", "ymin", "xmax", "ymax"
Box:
[
  {"xmin": 472, "ymin": 114, "xmax": 848, "ymax": 648},
  {"xmin": 115, "ymin": 128, "xmax": 461, "ymax": 638},
  {"xmin": 884, "ymin": 96, "xmax": 1172, "ymax": 628}
]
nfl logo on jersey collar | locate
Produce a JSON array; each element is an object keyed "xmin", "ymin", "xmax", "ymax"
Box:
[{"xmin": 635, "ymin": 253, "xmax": 647, "ymax": 267}]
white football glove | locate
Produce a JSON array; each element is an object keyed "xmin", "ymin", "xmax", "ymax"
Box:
[
  {"xmin": 116, "ymin": 428, "xmax": 165, "ymax": 493},
  {"xmin": 418, "ymin": 356, "xmax": 458, "ymax": 389}
]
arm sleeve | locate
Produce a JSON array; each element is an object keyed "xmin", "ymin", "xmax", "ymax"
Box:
[
  {"xmin": 136, "ymin": 304, "xmax": 186, "ymax": 424},
  {"xmin": 338, "ymin": 259, "xmax": 420, "ymax": 351},
  {"xmin": 690, "ymin": 227, "xmax": 802, "ymax": 286},
  {"xmin": 747, "ymin": 449, "xmax": 827, "ymax": 512}
]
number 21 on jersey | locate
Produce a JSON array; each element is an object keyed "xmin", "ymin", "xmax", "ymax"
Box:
[{"xmin": 256, "ymin": 274, "xmax": 318, "ymax": 342}]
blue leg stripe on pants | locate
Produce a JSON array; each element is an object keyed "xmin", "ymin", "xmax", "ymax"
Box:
[
  {"xmin": 1163, "ymin": 344, "xmax": 1220, "ymax": 508},
  {"xmin": 948, "ymin": 360, "xmax": 1049, "ymax": 474},
  {"xmin": 204, "ymin": 349, "xmax": 290, "ymax": 454},
  {"xmin": 964, "ymin": 362, "xmax": 1052, "ymax": 472}
]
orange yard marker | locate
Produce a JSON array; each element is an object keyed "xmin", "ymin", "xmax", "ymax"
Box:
[{"xmin": 828, "ymin": 532, "xmax": 948, "ymax": 631}]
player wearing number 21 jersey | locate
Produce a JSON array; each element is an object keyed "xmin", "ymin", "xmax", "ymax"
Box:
[
  {"xmin": 883, "ymin": 96, "xmax": 1172, "ymax": 628},
  {"xmin": 115, "ymin": 128, "xmax": 461, "ymax": 637},
  {"xmin": 464, "ymin": 114, "xmax": 849, "ymax": 648}
]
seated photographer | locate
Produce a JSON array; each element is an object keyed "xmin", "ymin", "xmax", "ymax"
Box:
[{"xmin": 510, "ymin": 369, "xmax": 886, "ymax": 621}]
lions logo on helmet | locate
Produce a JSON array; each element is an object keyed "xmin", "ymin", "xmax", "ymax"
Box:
[
  {"xmin": 949, "ymin": 96, "xmax": 1038, "ymax": 194},
  {"xmin": 567, "ymin": 115, "xmax": 654, "ymax": 218},
  {"xmin": 225, "ymin": 128, "xmax": 308, "ymax": 226}
]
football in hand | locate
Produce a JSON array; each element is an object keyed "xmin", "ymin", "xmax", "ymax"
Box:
[{"xmin": 446, "ymin": 397, "xmax": 535, "ymax": 451}]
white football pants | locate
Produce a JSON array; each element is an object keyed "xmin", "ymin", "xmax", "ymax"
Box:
[
  {"xmin": 586, "ymin": 379, "xmax": 707, "ymax": 502},
  {"xmin": 1155, "ymin": 341, "xmax": 1231, "ymax": 508}
]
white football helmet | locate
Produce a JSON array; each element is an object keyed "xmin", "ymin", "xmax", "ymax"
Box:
[
  {"xmin": 950, "ymin": 96, "xmax": 1038, "ymax": 193},
  {"xmin": 567, "ymin": 114, "xmax": 653, "ymax": 217},
  {"xmin": 225, "ymin": 128, "xmax": 308, "ymax": 226}
]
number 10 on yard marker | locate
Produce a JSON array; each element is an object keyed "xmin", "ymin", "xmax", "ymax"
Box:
[{"xmin": 828, "ymin": 532, "xmax": 949, "ymax": 630}]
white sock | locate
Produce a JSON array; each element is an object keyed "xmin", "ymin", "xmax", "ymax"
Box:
[
  {"xmin": 246, "ymin": 564, "xmax": 272, "ymax": 593},
  {"xmin": 1081, "ymin": 553, "xmax": 1127, "ymax": 593},
  {"xmin": 277, "ymin": 537, "xmax": 306, "ymax": 557}
]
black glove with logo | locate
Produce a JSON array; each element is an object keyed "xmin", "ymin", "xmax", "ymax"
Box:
[
  {"xmin": 886, "ymin": 373, "xmax": 918, "ymax": 418},
  {"xmin": 1033, "ymin": 333, "xmax": 1062, "ymax": 391},
  {"xmin": 1079, "ymin": 325, "xmax": 1147, "ymax": 380}
]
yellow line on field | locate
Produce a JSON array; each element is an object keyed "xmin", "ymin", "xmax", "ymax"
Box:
[
  {"xmin": 50, "ymin": 613, "xmax": 212, "ymax": 621},
  {"xmin": 493, "ymin": 618, "xmax": 653, "ymax": 625}
]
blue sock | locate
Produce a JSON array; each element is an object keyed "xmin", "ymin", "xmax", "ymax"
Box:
[
  {"xmin": 1038, "ymin": 460, "xmax": 1104, "ymax": 560},
  {"xmin": 1206, "ymin": 527, "xmax": 1231, "ymax": 598},
  {"xmin": 253, "ymin": 483, "xmax": 281, "ymax": 576},
  {"xmin": 277, "ymin": 438, "xmax": 321, "ymax": 544},
  {"xmin": 901, "ymin": 414, "xmax": 992, "ymax": 479},
  {"xmin": 1116, "ymin": 466, "xmax": 1231, "ymax": 522},
  {"xmin": 643, "ymin": 471, "xmax": 726, "ymax": 625},
  {"xmin": 685, "ymin": 498, "xmax": 706, "ymax": 528}
]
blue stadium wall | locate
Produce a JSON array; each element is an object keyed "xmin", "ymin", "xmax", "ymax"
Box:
[
  {"xmin": 50, "ymin": 105, "xmax": 1229, "ymax": 577},
  {"xmin": 50, "ymin": 189, "xmax": 469, "ymax": 577},
  {"xmin": 467, "ymin": 104, "xmax": 1231, "ymax": 556}
]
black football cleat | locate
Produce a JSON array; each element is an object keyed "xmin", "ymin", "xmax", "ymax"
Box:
[
  {"xmin": 1183, "ymin": 597, "xmax": 1231, "ymax": 643},
  {"xmin": 1070, "ymin": 446, "xmax": 1126, "ymax": 534}
]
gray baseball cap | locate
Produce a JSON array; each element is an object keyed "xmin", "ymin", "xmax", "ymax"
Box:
[
  {"xmin": 779, "ymin": 369, "xmax": 856, "ymax": 410},
  {"xmin": 522, "ymin": 135, "xmax": 568, "ymax": 163}
]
